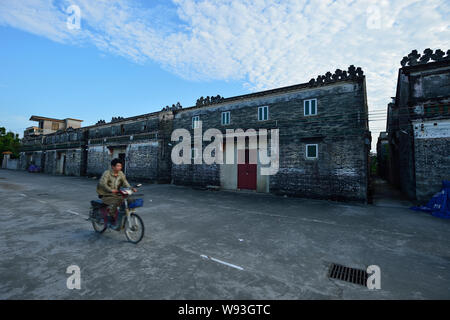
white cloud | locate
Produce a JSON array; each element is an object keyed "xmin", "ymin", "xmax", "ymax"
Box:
[{"xmin": 1, "ymin": 0, "xmax": 449, "ymax": 147}]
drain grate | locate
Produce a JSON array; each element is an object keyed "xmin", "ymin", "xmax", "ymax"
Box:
[{"xmin": 328, "ymin": 263, "xmax": 368, "ymax": 286}]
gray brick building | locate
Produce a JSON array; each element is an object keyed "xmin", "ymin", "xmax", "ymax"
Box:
[
  {"xmin": 19, "ymin": 66, "xmax": 371, "ymax": 202},
  {"xmin": 171, "ymin": 66, "xmax": 371, "ymax": 202},
  {"xmin": 20, "ymin": 127, "xmax": 86, "ymax": 176},
  {"xmin": 85, "ymin": 111, "xmax": 173, "ymax": 182},
  {"xmin": 387, "ymin": 49, "xmax": 450, "ymax": 201}
]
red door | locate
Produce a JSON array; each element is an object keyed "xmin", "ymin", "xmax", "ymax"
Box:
[{"xmin": 238, "ymin": 149, "xmax": 257, "ymax": 190}]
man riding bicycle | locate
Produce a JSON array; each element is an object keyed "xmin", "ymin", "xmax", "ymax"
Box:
[{"xmin": 96, "ymin": 158, "xmax": 136, "ymax": 225}]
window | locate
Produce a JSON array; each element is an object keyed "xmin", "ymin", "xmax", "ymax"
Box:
[
  {"xmin": 52, "ymin": 122, "xmax": 59, "ymax": 130},
  {"xmin": 258, "ymin": 106, "xmax": 269, "ymax": 121},
  {"xmin": 304, "ymin": 99, "xmax": 317, "ymax": 116},
  {"xmin": 221, "ymin": 111, "xmax": 230, "ymax": 125},
  {"xmin": 120, "ymin": 124, "xmax": 125, "ymax": 134},
  {"xmin": 306, "ymin": 144, "xmax": 318, "ymax": 159},
  {"xmin": 192, "ymin": 116, "xmax": 200, "ymax": 129}
]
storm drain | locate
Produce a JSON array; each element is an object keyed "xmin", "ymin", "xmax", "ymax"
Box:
[{"xmin": 328, "ymin": 263, "xmax": 368, "ymax": 286}]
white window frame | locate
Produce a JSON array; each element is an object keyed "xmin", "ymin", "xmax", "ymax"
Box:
[
  {"xmin": 192, "ymin": 116, "xmax": 200, "ymax": 129},
  {"xmin": 258, "ymin": 106, "xmax": 269, "ymax": 121},
  {"xmin": 304, "ymin": 99, "xmax": 318, "ymax": 116},
  {"xmin": 305, "ymin": 144, "xmax": 318, "ymax": 159},
  {"xmin": 221, "ymin": 111, "xmax": 230, "ymax": 125}
]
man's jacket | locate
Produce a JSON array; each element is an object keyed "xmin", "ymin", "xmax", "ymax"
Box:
[{"xmin": 96, "ymin": 169, "xmax": 131, "ymax": 196}]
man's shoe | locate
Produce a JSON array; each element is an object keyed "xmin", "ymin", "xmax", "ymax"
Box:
[{"xmin": 110, "ymin": 221, "xmax": 121, "ymax": 230}]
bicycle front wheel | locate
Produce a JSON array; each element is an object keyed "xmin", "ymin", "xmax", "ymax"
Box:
[{"xmin": 124, "ymin": 213, "xmax": 145, "ymax": 244}]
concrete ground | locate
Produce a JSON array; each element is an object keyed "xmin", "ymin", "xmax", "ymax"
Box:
[
  {"xmin": 371, "ymin": 177, "xmax": 416, "ymax": 208},
  {"xmin": 0, "ymin": 169, "xmax": 449, "ymax": 300}
]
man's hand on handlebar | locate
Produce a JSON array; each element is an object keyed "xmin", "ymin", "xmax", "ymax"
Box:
[
  {"xmin": 112, "ymin": 189, "xmax": 119, "ymax": 194},
  {"xmin": 132, "ymin": 188, "xmax": 137, "ymax": 193}
]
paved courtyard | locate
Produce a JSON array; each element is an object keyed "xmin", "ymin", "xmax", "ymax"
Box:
[{"xmin": 0, "ymin": 169, "xmax": 449, "ymax": 299}]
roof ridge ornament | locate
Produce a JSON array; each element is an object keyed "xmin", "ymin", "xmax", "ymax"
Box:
[
  {"xmin": 195, "ymin": 95, "xmax": 225, "ymax": 107},
  {"xmin": 111, "ymin": 116, "xmax": 124, "ymax": 123},
  {"xmin": 308, "ymin": 65, "xmax": 364, "ymax": 87},
  {"xmin": 401, "ymin": 48, "xmax": 450, "ymax": 67},
  {"xmin": 162, "ymin": 102, "xmax": 183, "ymax": 111}
]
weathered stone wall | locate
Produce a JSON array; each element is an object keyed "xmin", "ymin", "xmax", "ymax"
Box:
[
  {"xmin": 88, "ymin": 117, "xmax": 159, "ymax": 140},
  {"xmin": 87, "ymin": 140, "xmax": 162, "ymax": 181},
  {"xmin": 18, "ymin": 153, "xmax": 27, "ymax": 170},
  {"xmin": 31, "ymin": 151, "xmax": 44, "ymax": 167},
  {"xmin": 41, "ymin": 128, "xmax": 85, "ymax": 176},
  {"xmin": 64, "ymin": 148, "xmax": 82, "ymax": 176},
  {"xmin": 414, "ymin": 137, "xmax": 450, "ymax": 201},
  {"xmin": 18, "ymin": 151, "xmax": 45, "ymax": 170},
  {"xmin": 17, "ymin": 128, "xmax": 86, "ymax": 176},
  {"xmin": 172, "ymin": 163, "xmax": 220, "ymax": 187},
  {"xmin": 157, "ymin": 112, "xmax": 174, "ymax": 183},
  {"xmin": 390, "ymin": 71, "xmax": 417, "ymax": 198},
  {"xmin": 125, "ymin": 141, "xmax": 159, "ymax": 181},
  {"xmin": 270, "ymin": 135, "xmax": 368, "ymax": 201},
  {"xmin": 397, "ymin": 130, "xmax": 417, "ymax": 200},
  {"xmin": 42, "ymin": 149, "xmax": 82, "ymax": 176},
  {"xmin": 87, "ymin": 145, "xmax": 111, "ymax": 176},
  {"xmin": 44, "ymin": 150, "xmax": 57, "ymax": 174},
  {"xmin": 86, "ymin": 114, "xmax": 164, "ymax": 181},
  {"xmin": 171, "ymin": 78, "xmax": 370, "ymax": 202},
  {"xmin": 410, "ymin": 69, "xmax": 450, "ymax": 100},
  {"xmin": 413, "ymin": 119, "xmax": 450, "ymax": 201}
]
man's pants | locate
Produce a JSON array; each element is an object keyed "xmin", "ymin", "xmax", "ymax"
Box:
[{"xmin": 101, "ymin": 194, "xmax": 123, "ymax": 218}]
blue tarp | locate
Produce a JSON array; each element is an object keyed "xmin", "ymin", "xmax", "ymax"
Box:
[
  {"xmin": 27, "ymin": 164, "xmax": 41, "ymax": 173},
  {"xmin": 410, "ymin": 180, "xmax": 450, "ymax": 219}
]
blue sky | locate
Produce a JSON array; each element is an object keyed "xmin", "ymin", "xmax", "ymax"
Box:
[
  {"xmin": 0, "ymin": 24, "xmax": 243, "ymax": 130},
  {"xmin": 0, "ymin": 0, "xmax": 449, "ymax": 151}
]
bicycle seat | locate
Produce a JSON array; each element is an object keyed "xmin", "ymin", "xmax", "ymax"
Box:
[{"xmin": 91, "ymin": 200, "xmax": 107, "ymax": 208}]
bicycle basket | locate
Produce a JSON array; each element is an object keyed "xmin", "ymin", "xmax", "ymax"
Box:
[{"xmin": 128, "ymin": 198, "xmax": 144, "ymax": 208}]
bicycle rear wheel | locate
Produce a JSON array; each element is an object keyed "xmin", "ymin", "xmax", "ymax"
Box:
[{"xmin": 91, "ymin": 209, "xmax": 107, "ymax": 233}]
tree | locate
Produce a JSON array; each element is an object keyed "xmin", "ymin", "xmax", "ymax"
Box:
[{"xmin": 0, "ymin": 127, "xmax": 21, "ymax": 163}]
